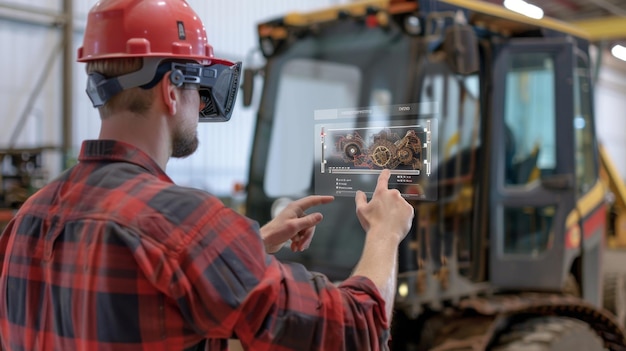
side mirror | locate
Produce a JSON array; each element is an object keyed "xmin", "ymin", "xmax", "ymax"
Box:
[
  {"xmin": 241, "ymin": 68, "xmax": 258, "ymax": 107},
  {"xmin": 443, "ymin": 25, "xmax": 479, "ymax": 75}
]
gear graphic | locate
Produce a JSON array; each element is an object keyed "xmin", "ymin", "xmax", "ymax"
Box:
[
  {"xmin": 333, "ymin": 128, "xmax": 422, "ymax": 170},
  {"xmin": 370, "ymin": 139, "xmax": 400, "ymax": 168},
  {"xmin": 343, "ymin": 142, "xmax": 362, "ymax": 160}
]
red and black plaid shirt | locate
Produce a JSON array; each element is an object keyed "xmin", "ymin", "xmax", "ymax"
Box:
[{"xmin": 0, "ymin": 140, "xmax": 389, "ymax": 351}]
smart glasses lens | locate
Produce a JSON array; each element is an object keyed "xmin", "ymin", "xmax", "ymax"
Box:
[
  {"xmin": 197, "ymin": 62, "xmax": 241, "ymax": 122},
  {"xmin": 198, "ymin": 88, "xmax": 216, "ymax": 117},
  {"xmin": 169, "ymin": 61, "xmax": 241, "ymax": 122}
]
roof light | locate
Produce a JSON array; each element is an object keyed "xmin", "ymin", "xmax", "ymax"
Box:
[
  {"xmin": 398, "ymin": 282, "xmax": 409, "ymax": 298},
  {"xmin": 503, "ymin": 0, "xmax": 544, "ymax": 20},
  {"xmin": 611, "ymin": 44, "xmax": 626, "ymax": 62},
  {"xmin": 404, "ymin": 15, "xmax": 421, "ymax": 35}
]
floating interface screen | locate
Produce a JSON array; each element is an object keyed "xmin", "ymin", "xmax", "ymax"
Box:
[{"xmin": 314, "ymin": 103, "xmax": 438, "ymax": 200}]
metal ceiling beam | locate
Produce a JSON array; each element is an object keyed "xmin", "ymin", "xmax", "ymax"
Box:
[
  {"xmin": 573, "ymin": 16, "xmax": 626, "ymax": 41},
  {"xmin": 549, "ymin": 0, "xmax": 581, "ymax": 12},
  {"xmin": 585, "ymin": 0, "xmax": 626, "ymax": 17},
  {"xmin": 442, "ymin": 0, "xmax": 590, "ymax": 39},
  {"xmin": 0, "ymin": 2, "xmax": 66, "ymax": 27},
  {"xmin": 62, "ymin": 0, "xmax": 73, "ymax": 168}
]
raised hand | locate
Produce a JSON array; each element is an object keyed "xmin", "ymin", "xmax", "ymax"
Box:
[
  {"xmin": 260, "ymin": 195, "xmax": 334, "ymax": 253},
  {"xmin": 355, "ymin": 169, "xmax": 414, "ymax": 243}
]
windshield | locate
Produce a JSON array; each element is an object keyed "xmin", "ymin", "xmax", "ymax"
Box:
[{"xmin": 264, "ymin": 59, "xmax": 361, "ymax": 197}]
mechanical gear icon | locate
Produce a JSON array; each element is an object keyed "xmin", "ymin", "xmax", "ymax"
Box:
[
  {"xmin": 395, "ymin": 130, "xmax": 422, "ymax": 169},
  {"xmin": 397, "ymin": 147, "xmax": 414, "ymax": 163},
  {"xmin": 343, "ymin": 142, "xmax": 362, "ymax": 160},
  {"xmin": 370, "ymin": 139, "xmax": 400, "ymax": 168},
  {"xmin": 333, "ymin": 128, "xmax": 422, "ymax": 170},
  {"xmin": 335, "ymin": 132, "xmax": 366, "ymax": 163}
]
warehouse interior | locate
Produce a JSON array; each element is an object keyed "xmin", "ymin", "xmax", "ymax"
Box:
[
  {"xmin": 0, "ymin": 0, "xmax": 625, "ymax": 199},
  {"xmin": 2, "ymin": 0, "xmax": 626, "ymax": 349}
]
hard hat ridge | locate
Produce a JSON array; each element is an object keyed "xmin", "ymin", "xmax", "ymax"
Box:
[{"xmin": 77, "ymin": 0, "xmax": 215, "ymax": 63}]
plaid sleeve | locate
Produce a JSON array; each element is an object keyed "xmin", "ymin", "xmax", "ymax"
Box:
[{"xmin": 168, "ymin": 202, "xmax": 390, "ymax": 351}]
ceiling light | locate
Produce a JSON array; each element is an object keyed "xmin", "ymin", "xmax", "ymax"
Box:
[
  {"xmin": 611, "ymin": 44, "xmax": 626, "ymax": 62},
  {"xmin": 503, "ymin": 0, "xmax": 544, "ymax": 20}
]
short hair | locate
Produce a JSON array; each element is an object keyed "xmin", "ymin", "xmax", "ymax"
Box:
[{"xmin": 85, "ymin": 58, "xmax": 154, "ymax": 118}]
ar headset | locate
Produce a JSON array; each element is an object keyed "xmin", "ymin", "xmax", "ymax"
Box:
[{"xmin": 85, "ymin": 57, "xmax": 242, "ymax": 122}]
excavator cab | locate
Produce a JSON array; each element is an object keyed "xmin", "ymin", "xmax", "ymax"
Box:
[{"xmin": 244, "ymin": 0, "xmax": 625, "ymax": 349}]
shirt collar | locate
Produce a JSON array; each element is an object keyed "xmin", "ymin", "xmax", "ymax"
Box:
[{"xmin": 78, "ymin": 140, "xmax": 173, "ymax": 182}]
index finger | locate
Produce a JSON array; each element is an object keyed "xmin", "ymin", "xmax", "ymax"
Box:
[
  {"xmin": 374, "ymin": 169, "xmax": 391, "ymax": 194},
  {"xmin": 290, "ymin": 195, "xmax": 335, "ymax": 212}
]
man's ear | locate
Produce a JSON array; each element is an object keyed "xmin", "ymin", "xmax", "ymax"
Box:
[{"xmin": 161, "ymin": 71, "xmax": 178, "ymax": 115}]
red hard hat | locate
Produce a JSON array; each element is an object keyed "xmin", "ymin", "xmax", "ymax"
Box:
[{"xmin": 77, "ymin": 0, "xmax": 223, "ymax": 65}]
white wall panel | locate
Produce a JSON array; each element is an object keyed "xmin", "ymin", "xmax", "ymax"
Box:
[
  {"xmin": 0, "ymin": 11, "xmax": 64, "ymax": 178},
  {"xmin": 595, "ymin": 56, "xmax": 626, "ymax": 181},
  {"xmin": 0, "ymin": 20, "xmax": 62, "ymax": 146}
]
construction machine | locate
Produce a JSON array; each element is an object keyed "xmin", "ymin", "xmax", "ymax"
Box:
[
  {"xmin": 0, "ymin": 149, "xmax": 47, "ymax": 232},
  {"xmin": 600, "ymin": 143, "xmax": 626, "ymax": 332},
  {"xmin": 242, "ymin": 0, "xmax": 626, "ymax": 349}
]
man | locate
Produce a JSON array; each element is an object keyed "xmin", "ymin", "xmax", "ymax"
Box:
[{"xmin": 0, "ymin": 0, "xmax": 414, "ymax": 350}]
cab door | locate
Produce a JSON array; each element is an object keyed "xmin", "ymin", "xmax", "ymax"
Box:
[{"xmin": 489, "ymin": 39, "xmax": 576, "ymax": 291}]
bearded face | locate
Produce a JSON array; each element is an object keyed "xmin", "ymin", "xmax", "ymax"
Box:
[
  {"xmin": 171, "ymin": 89, "xmax": 200, "ymax": 158},
  {"xmin": 171, "ymin": 126, "xmax": 199, "ymax": 158}
]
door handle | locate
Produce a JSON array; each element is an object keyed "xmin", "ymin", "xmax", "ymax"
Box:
[{"xmin": 541, "ymin": 173, "xmax": 574, "ymax": 190}]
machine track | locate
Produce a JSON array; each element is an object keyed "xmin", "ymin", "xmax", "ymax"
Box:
[
  {"xmin": 490, "ymin": 316, "xmax": 604, "ymax": 351},
  {"xmin": 604, "ymin": 271, "xmax": 626, "ymax": 328}
]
